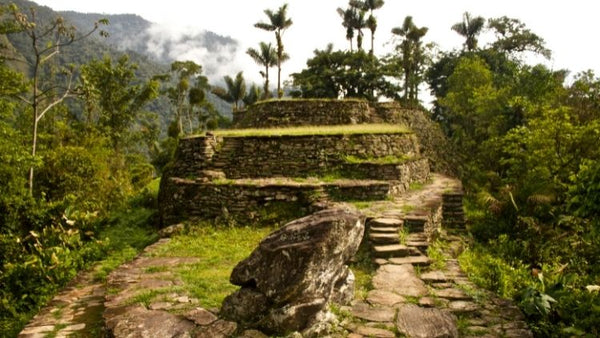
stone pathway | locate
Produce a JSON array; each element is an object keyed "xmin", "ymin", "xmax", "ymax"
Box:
[
  {"xmin": 19, "ymin": 174, "xmax": 531, "ymax": 338},
  {"xmin": 340, "ymin": 174, "xmax": 532, "ymax": 338},
  {"xmin": 18, "ymin": 268, "xmax": 106, "ymax": 337}
]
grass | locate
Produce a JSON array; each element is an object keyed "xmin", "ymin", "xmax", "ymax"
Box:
[
  {"xmin": 206, "ymin": 124, "xmax": 410, "ymax": 138},
  {"xmin": 147, "ymin": 225, "xmax": 275, "ymax": 309},
  {"xmin": 398, "ymin": 227, "xmax": 409, "ymax": 245},
  {"xmin": 344, "ymin": 154, "xmax": 413, "ymax": 165},
  {"xmin": 409, "ymin": 181, "xmax": 425, "ymax": 191},
  {"xmin": 426, "ymin": 239, "xmax": 449, "ymax": 271},
  {"xmin": 127, "ymin": 289, "xmax": 175, "ymax": 308},
  {"xmin": 349, "ymin": 242, "xmax": 377, "ymax": 300},
  {"xmin": 92, "ymin": 207, "xmax": 158, "ymax": 282}
]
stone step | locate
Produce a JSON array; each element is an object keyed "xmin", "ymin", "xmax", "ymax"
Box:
[
  {"xmin": 369, "ymin": 226, "xmax": 400, "ymax": 234},
  {"xmin": 407, "ymin": 232, "xmax": 427, "ymax": 241},
  {"xmin": 387, "ymin": 256, "xmax": 432, "ymax": 266},
  {"xmin": 406, "ymin": 241, "xmax": 429, "ymax": 252},
  {"xmin": 369, "ymin": 218, "xmax": 403, "ymax": 228},
  {"xmin": 403, "ymin": 215, "xmax": 428, "ymax": 232},
  {"xmin": 372, "ymin": 244, "xmax": 419, "ymax": 258},
  {"xmin": 369, "ymin": 233, "xmax": 399, "ymax": 245}
]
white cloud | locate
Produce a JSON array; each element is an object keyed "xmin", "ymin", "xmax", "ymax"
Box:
[{"xmin": 34, "ymin": 0, "xmax": 600, "ymax": 88}]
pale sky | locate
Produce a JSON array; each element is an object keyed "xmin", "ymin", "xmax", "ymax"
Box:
[{"xmin": 33, "ymin": 0, "xmax": 599, "ymax": 98}]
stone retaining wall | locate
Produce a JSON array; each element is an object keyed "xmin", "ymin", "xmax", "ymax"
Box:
[
  {"xmin": 159, "ymin": 178, "xmax": 392, "ymax": 225},
  {"xmin": 170, "ymin": 133, "xmax": 421, "ymax": 180},
  {"xmin": 232, "ymin": 100, "xmax": 457, "ymax": 175},
  {"xmin": 233, "ymin": 99, "xmax": 372, "ymax": 128}
]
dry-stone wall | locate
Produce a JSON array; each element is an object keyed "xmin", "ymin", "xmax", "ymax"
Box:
[
  {"xmin": 373, "ymin": 102, "xmax": 457, "ymax": 174},
  {"xmin": 170, "ymin": 132, "xmax": 421, "ymax": 179},
  {"xmin": 233, "ymin": 99, "xmax": 372, "ymax": 127},
  {"xmin": 159, "ymin": 178, "xmax": 393, "ymax": 226},
  {"xmin": 158, "ymin": 100, "xmax": 443, "ymax": 226}
]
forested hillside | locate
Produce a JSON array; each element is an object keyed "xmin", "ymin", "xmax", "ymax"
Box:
[
  {"xmin": 1, "ymin": 0, "xmax": 234, "ymax": 123},
  {"xmin": 1, "ymin": 0, "xmax": 598, "ymax": 337}
]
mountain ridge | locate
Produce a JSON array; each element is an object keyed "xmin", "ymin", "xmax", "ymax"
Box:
[{"xmin": 1, "ymin": 0, "xmax": 234, "ymax": 122}]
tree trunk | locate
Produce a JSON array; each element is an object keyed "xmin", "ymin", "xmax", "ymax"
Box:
[
  {"xmin": 29, "ymin": 114, "xmax": 38, "ymax": 196},
  {"xmin": 276, "ymin": 31, "xmax": 283, "ymax": 98},
  {"xmin": 370, "ymin": 30, "xmax": 375, "ymax": 55},
  {"xmin": 264, "ymin": 66, "xmax": 270, "ymax": 99}
]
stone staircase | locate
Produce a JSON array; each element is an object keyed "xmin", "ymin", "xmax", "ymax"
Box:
[{"xmin": 344, "ymin": 175, "xmax": 532, "ymax": 338}]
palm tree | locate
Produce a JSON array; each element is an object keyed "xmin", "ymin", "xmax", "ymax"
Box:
[
  {"xmin": 350, "ymin": 0, "xmax": 384, "ymax": 54},
  {"xmin": 246, "ymin": 42, "xmax": 277, "ymax": 99},
  {"xmin": 392, "ymin": 16, "xmax": 428, "ymax": 102},
  {"xmin": 353, "ymin": 10, "xmax": 367, "ymax": 50},
  {"xmin": 337, "ymin": 7, "xmax": 356, "ymax": 51},
  {"xmin": 255, "ymin": 4, "xmax": 293, "ymax": 98},
  {"xmin": 451, "ymin": 12, "xmax": 485, "ymax": 51},
  {"xmin": 243, "ymin": 84, "xmax": 262, "ymax": 106},
  {"xmin": 213, "ymin": 72, "xmax": 246, "ymax": 111}
]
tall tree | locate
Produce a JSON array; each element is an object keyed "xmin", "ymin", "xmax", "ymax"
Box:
[
  {"xmin": 391, "ymin": 16, "xmax": 429, "ymax": 102},
  {"xmin": 4, "ymin": 4, "xmax": 107, "ymax": 195},
  {"xmin": 350, "ymin": 0, "xmax": 384, "ymax": 54},
  {"xmin": 337, "ymin": 7, "xmax": 357, "ymax": 51},
  {"xmin": 353, "ymin": 9, "xmax": 367, "ymax": 51},
  {"xmin": 255, "ymin": 4, "xmax": 293, "ymax": 98},
  {"xmin": 160, "ymin": 60, "xmax": 212, "ymax": 135},
  {"xmin": 243, "ymin": 83, "xmax": 261, "ymax": 107},
  {"xmin": 488, "ymin": 16, "xmax": 551, "ymax": 59},
  {"xmin": 212, "ymin": 71, "xmax": 246, "ymax": 111},
  {"xmin": 291, "ymin": 46, "xmax": 395, "ymax": 101},
  {"xmin": 452, "ymin": 12, "xmax": 485, "ymax": 51},
  {"xmin": 246, "ymin": 42, "xmax": 277, "ymax": 99},
  {"xmin": 80, "ymin": 55, "xmax": 159, "ymax": 151}
]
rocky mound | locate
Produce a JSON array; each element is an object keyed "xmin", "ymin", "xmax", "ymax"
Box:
[{"xmin": 220, "ymin": 208, "xmax": 365, "ymax": 336}]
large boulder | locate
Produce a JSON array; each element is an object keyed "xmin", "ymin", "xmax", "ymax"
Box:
[{"xmin": 220, "ymin": 208, "xmax": 365, "ymax": 335}]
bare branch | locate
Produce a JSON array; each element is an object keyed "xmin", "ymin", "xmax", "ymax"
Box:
[{"xmin": 36, "ymin": 72, "xmax": 74, "ymax": 122}]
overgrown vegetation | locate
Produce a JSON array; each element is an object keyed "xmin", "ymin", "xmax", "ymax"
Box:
[
  {"xmin": 0, "ymin": 179, "xmax": 159, "ymax": 336},
  {"xmin": 426, "ymin": 13, "xmax": 600, "ymax": 336}
]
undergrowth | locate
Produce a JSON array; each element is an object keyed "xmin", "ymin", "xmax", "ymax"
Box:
[{"xmin": 0, "ymin": 179, "xmax": 160, "ymax": 337}]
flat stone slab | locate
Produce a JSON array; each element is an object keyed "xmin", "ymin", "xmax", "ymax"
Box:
[
  {"xmin": 355, "ymin": 326, "xmax": 396, "ymax": 338},
  {"xmin": 420, "ymin": 270, "xmax": 449, "ymax": 283},
  {"xmin": 372, "ymin": 264, "xmax": 428, "ymax": 297},
  {"xmin": 369, "ymin": 233, "xmax": 399, "ymax": 244},
  {"xmin": 388, "ymin": 256, "xmax": 431, "ymax": 266},
  {"xmin": 407, "ymin": 233, "xmax": 428, "ymax": 241},
  {"xmin": 366, "ymin": 289, "xmax": 406, "ymax": 307},
  {"xmin": 448, "ymin": 300, "xmax": 480, "ymax": 314},
  {"xmin": 434, "ymin": 288, "xmax": 472, "ymax": 301},
  {"xmin": 194, "ymin": 319, "xmax": 238, "ymax": 338},
  {"xmin": 406, "ymin": 241, "xmax": 429, "ymax": 249},
  {"xmin": 431, "ymin": 282, "xmax": 454, "ymax": 289},
  {"xmin": 185, "ymin": 307, "xmax": 218, "ymax": 326},
  {"xmin": 370, "ymin": 226, "xmax": 400, "ymax": 233},
  {"xmin": 351, "ymin": 302, "xmax": 396, "ymax": 322},
  {"xmin": 105, "ymin": 306, "xmax": 195, "ymax": 337},
  {"xmin": 418, "ymin": 296, "xmax": 437, "ymax": 308},
  {"xmin": 372, "ymin": 244, "xmax": 411, "ymax": 258},
  {"xmin": 369, "ymin": 218, "xmax": 403, "ymax": 227},
  {"xmin": 396, "ymin": 304, "xmax": 458, "ymax": 338}
]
